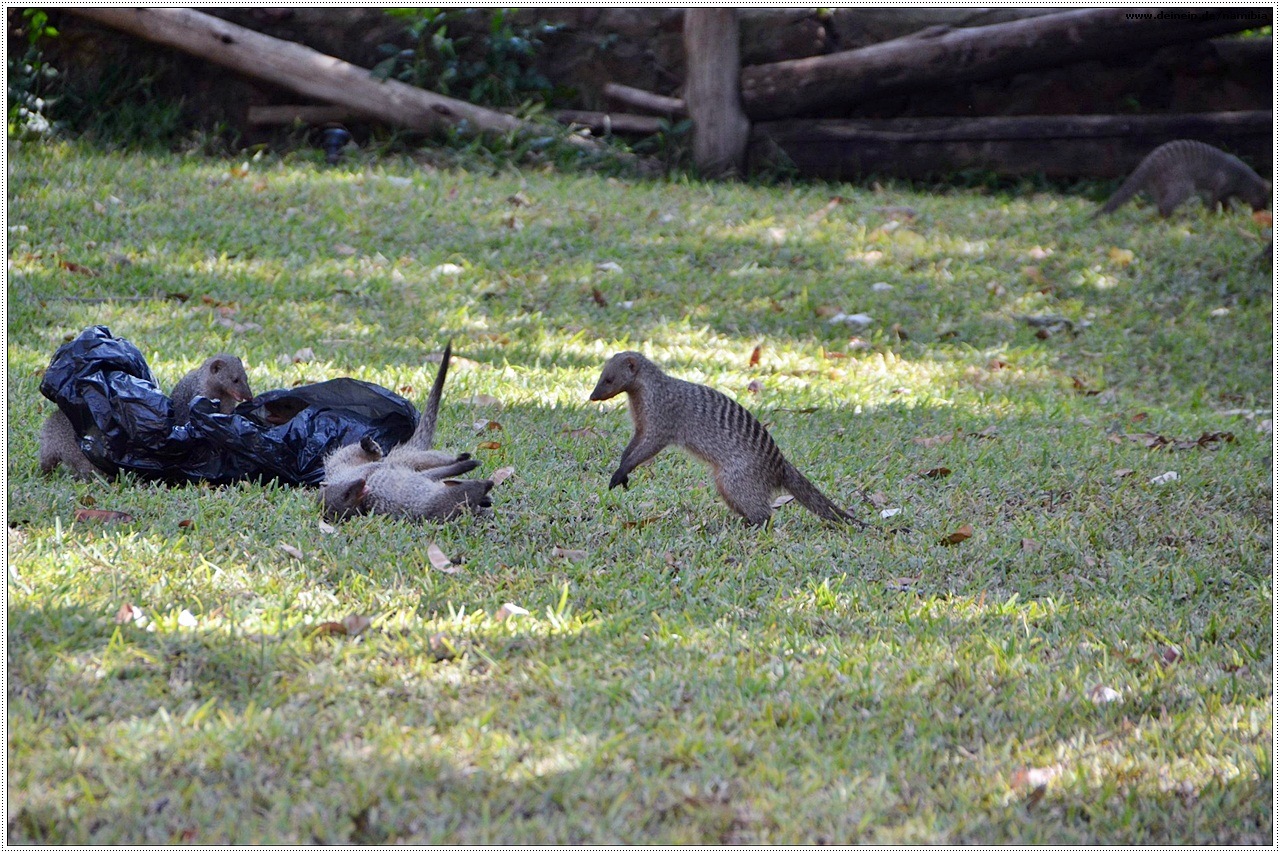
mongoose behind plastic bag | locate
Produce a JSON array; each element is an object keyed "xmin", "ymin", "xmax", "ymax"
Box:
[{"xmin": 38, "ymin": 325, "xmax": 416, "ymax": 486}]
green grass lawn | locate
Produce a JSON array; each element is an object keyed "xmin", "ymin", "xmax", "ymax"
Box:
[{"xmin": 7, "ymin": 141, "xmax": 1272, "ymax": 844}]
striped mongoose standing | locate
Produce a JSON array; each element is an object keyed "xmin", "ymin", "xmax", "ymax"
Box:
[{"xmin": 589, "ymin": 350, "xmax": 864, "ymax": 527}]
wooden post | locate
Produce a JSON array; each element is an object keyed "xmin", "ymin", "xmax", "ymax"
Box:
[
  {"xmin": 740, "ymin": 8, "xmax": 1261, "ymax": 120},
  {"xmin": 71, "ymin": 7, "xmax": 532, "ymax": 138},
  {"xmin": 683, "ymin": 9, "xmax": 749, "ymax": 177}
]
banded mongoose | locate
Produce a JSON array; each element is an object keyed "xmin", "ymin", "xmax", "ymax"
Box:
[
  {"xmin": 1094, "ymin": 140, "xmax": 1270, "ymax": 218},
  {"xmin": 321, "ymin": 436, "xmax": 491, "ymax": 522},
  {"xmin": 320, "ymin": 339, "xmax": 490, "ymax": 522},
  {"xmin": 38, "ymin": 352, "xmax": 254, "ymax": 480},
  {"xmin": 171, "ymin": 354, "xmax": 254, "ymax": 425},
  {"xmin": 588, "ymin": 351, "xmax": 864, "ymax": 527},
  {"xmin": 37, "ymin": 409, "xmax": 104, "ymax": 481}
]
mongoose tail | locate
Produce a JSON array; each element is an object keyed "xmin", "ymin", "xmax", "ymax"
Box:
[
  {"xmin": 780, "ymin": 462, "xmax": 865, "ymax": 527},
  {"xmin": 405, "ymin": 339, "xmax": 452, "ymax": 451}
]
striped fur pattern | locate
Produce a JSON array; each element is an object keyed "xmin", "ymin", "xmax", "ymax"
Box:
[
  {"xmin": 1095, "ymin": 139, "xmax": 1270, "ymax": 218},
  {"xmin": 590, "ymin": 351, "xmax": 861, "ymax": 527}
]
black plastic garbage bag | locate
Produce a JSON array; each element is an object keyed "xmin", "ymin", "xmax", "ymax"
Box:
[{"xmin": 39, "ymin": 325, "xmax": 416, "ymax": 486}]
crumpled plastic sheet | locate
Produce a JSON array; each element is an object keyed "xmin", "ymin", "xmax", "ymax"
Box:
[{"xmin": 39, "ymin": 325, "xmax": 416, "ymax": 486}]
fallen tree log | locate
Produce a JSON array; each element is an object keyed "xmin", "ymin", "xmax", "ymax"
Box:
[
  {"xmin": 71, "ymin": 8, "xmax": 544, "ymax": 139},
  {"xmin": 248, "ymin": 104, "xmax": 666, "ymax": 136},
  {"xmin": 740, "ymin": 8, "xmax": 1263, "ymax": 120},
  {"xmin": 247, "ymin": 105, "xmax": 361, "ymax": 126},
  {"xmin": 603, "ymin": 82, "xmax": 686, "ymax": 116},
  {"xmin": 552, "ymin": 110, "xmax": 666, "ymax": 135},
  {"xmin": 750, "ymin": 112, "xmax": 1271, "ymax": 180}
]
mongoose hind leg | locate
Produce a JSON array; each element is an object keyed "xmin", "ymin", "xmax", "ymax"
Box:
[{"xmin": 714, "ymin": 464, "xmax": 775, "ymax": 526}]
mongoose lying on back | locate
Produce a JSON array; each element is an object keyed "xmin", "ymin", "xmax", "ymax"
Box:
[
  {"xmin": 589, "ymin": 351, "xmax": 864, "ymax": 527},
  {"xmin": 39, "ymin": 352, "xmax": 255, "ymax": 480},
  {"xmin": 1094, "ymin": 140, "xmax": 1270, "ymax": 218},
  {"xmin": 321, "ymin": 435, "xmax": 490, "ymax": 522},
  {"xmin": 171, "ymin": 354, "xmax": 254, "ymax": 425},
  {"xmin": 320, "ymin": 339, "xmax": 492, "ymax": 522}
]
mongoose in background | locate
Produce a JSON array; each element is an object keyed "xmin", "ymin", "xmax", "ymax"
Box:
[
  {"xmin": 171, "ymin": 354, "xmax": 254, "ymax": 425},
  {"xmin": 1094, "ymin": 140, "xmax": 1271, "ymax": 218},
  {"xmin": 589, "ymin": 351, "xmax": 864, "ymax": 527},
  {"xmin": 39, "ymin": 352, "xmax": 254, "ymax": 479},
  {"xmin": 320, "ymin": 339, "xmax": 489, "ymax": 522}
]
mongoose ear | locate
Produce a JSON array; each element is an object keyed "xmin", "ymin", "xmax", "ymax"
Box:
[
  {"xmin": 624, "ymin": 355, "xmax": 639, "ymax": 372},
  {"xmin": 207, "ymin": 358, "xmax": 226, "ymax": 375}
]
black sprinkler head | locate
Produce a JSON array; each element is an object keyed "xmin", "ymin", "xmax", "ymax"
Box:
[{"xmin": 319, "ymin": 126, "xmax": 352, "ymax": 165}]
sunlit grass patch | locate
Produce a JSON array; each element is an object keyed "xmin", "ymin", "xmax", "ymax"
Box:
[{"xmin": 7, "ymin": 141, "xmax": 1271, "ymax": 845}]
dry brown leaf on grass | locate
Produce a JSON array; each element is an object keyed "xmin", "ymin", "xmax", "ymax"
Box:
[
  {"xmin": 473, "ymin": 419, "xmax": 502, "ymax": 433},
  {"xmin": 552, "ymin": 546, "xmax": 588, "ymax": 561},
  {"xmin": 477, "ymin": 440, "xmax": 502, "ymax": 450},
  {"xmin": 1122, "ymin": 430, "xmax": 1234, "ymax": 451},
  {"xmin": 1020, "ymin": 538, "xmax": 1040, "ymax": 552},
  {"xmin": 748, "ymin": 344, "xmax": 762, "ymax": 367},
  {"xmin": 1010, "ymin": 765, "xmax": 1062, "ymax": 806},
  {"xmin": 1071, "ymin": 376, "xmax": 1102, "ymax": 396},
  {"xmin": 427, "ymin": 543, "xmax": 458, "ymax": 574},
  {"xmin": 313, "ymin": 613, "xmax": 372, "ymax": 637},
  {"xmin": 490, "ymin": 466, "xmax": 515, "ymax": 487},
  {"xmin": 74, "ymin": 508, "xmax": 134, "ymax": 523},
  {"xmin": 278, "ymin": 543, "xmax": 304, "ymax": 561},
  {"xmin": 1087, "ymin": 685, "xmax": 1122, "ymax": 705},
  {"xmin": 465, "ymin": 394, "xmax": 503, "ymax": 408},
  {"xmin": 591, "ymin": 287, "xmax": 608, "ymax": 307},
  {"xmin": 115, "ymin": 602, "xmax": 144, "ymax": 624},
  {"xmin": 59, "ymin": 259, "xmax": 99, "ymax": 276},
  {"xmin": 746, "ymin": 380, "xmax": 763, "ymax": 394},
  {"xmin": 920, "ymin": 466, "xmax": 952, "ymax": 480},
  {"xmin": 939, "ymin": 524, "xmax": 974, "ymax": 546},
  {"xmin": 621, "ymin": 516, "xmax": 661, "ymax": 529},
  {"xmin": 563, "ymin": 425, "xmax": 604, "ymax": 439},
  {"xmin": 428, "ymin": 632, "xmax": 458, "ymax": 661},
  {"xmin": 1107, "ymin": 247, "xmax": 1135, "ymax": 267},
  {"xmin": 912, "ymin": 433, "xmax": 955, "ymax": 448},
  {"xmin": 494, "ymin": 602, "xmax": 530, "ymax": 623}
]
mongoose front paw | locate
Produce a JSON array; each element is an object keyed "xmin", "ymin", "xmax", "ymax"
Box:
[{"xmin": 608, "ymin": 471, "xmax": 629, "ymax": 490}]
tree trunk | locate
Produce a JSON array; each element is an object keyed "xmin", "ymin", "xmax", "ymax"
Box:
[
  {"xmin": 749, "ymin": 111, "xmax": 1272, "ymax": 180},
  {"xmin": 683, "ymin": 9, "xmax": 750, "ymax": 177},
  {"xmin": 70, "ymin": 7, "xmax": 530, "ymax": 137},
  {"xmin": 741, "ymin": 8, "xmax": 1262, "ymax": 120}
]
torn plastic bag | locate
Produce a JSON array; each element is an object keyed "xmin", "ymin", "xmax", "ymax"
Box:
[{"xmin": 39, "ymin": 325, "xmax": 416, "ymax": 486}]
